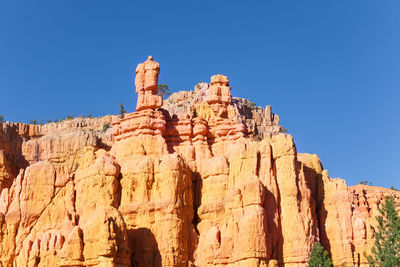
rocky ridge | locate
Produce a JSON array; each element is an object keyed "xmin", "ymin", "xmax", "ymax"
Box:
[
  {"xmin": 0, "ymin": 56, "xmax": 398, "ymax": 267},
  {"xmin": 162, "ymin": 82, "xmax": 281, "ymax": 140}
]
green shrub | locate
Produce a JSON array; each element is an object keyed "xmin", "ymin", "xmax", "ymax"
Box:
[
  {"xmin": 158, "ymin": 84, "xmax": 171, "ymax": 99},
  {"xmin": 390, "ymin": 186, "xmax": 399, "ymax": 192},
  {"xmin": 119, "ymin": 103, "xmax": 126, "ymax": 116},
  {"xmin": 366, "ymin": 196, "xmax": 400, "ymax": 266},
  {"xmin": 360, "ymin": 180, "xmax": 373, "ymax": 186},
  {"xmin": 280, "ymin": 127, "xmax": 288, "ymax": 134},
  {"xmin": 308, "ymin": 242, "xmax": 333, "ymax": 267},
  {"xmin": 102, "ymin": 123, "xmax": 111, "ymax": 133}
]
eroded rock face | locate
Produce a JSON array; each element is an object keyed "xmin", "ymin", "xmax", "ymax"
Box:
[
  {"xmin": 348, "ymin": 185, "xmax": 400, "ymax": 266},
  {"xmin": 162, "ymin": 80, "xmax": 281, "ymax": 140},
  {"xmin": 135, "ymin": 56, "xmax": 163, "ymax": 111},
  {"xmin": 0, "ymin": 58, "xmax": 398, "ymax": 266}
]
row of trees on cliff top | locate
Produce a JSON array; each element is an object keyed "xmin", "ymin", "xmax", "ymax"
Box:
[{"xmin": 308, "ymin": 195, "xmax": 400, "ymax": 267}]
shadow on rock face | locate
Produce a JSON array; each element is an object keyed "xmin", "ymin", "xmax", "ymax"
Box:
[{"xmin": 129, "ymin": 228, "xmax": 161, "ymax": 267}]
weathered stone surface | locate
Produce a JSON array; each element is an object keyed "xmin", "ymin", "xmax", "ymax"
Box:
[
  {"xmin": 135, "ymin": 56, "xmax": 163, "ymax": 111},
  {"xmin": 0, "ymin": 59, "xmax": 399, "ymax": 267},
  {"xmin": 162, "ymin": 80, "xmax": 282, "ymax": 140},
  {"xmin": 205, "ymin": 74, "xmax": 232, "ymax": 118},
  {"xmin": 349, "ymin": 185, "xmax": 400, "ymax": 266}
]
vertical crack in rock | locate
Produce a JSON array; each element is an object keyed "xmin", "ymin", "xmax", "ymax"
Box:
[
  {"xmin": 270, "ymin": 151, "xmax": 283, "ymax": 264},
  {"xmin": 256, "ymin": 151, "xmax": 261, "ymax": 177},
  {"xmin": 71, "ymin": 174, "xmax": 78, "ymax": 225},
  {"xmin": 191, "ymin": 171, "xmax": 201, "ymax": 236},
  {"xmin": 115, "ymin": 172, "xmax": 122, "ymax": 209},
  {"xmin": 34, "ymin": 142, "xmax": 39, "ymax": 163}
]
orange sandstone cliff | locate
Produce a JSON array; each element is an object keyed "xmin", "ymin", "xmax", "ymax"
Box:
[{"xmin": 0, "ymin": 56, "xmax": 398, "ymax": 267}]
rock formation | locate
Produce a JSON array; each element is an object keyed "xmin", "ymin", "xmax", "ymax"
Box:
[
  {"xmin": 0, "ymin": 56, "xmax": 398, "ymax": 266},
  {"xmin": 205, "ymin": 74, "xmax": 232, "ymax": 118},
  {"xmin": 135, "ymin": 56, "xmax": 163, "ymax": 111}
]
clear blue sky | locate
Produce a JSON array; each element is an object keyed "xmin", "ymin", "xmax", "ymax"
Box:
[{"xmin": 1, "ymin": 1, "xmax": 399, "ymax": 189}]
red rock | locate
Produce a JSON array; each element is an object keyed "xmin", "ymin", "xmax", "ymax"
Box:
[
  {"xmin": 0, "ymin": 58, "xmax": 399, "ymax": 266},
  {"xmin": 135, "ymin": 56, "xmax": 163, "ymax": 111}
]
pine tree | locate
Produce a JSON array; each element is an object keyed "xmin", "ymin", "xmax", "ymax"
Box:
[
  {"xmin": 158, "ymin": 84, "xmax": 171, "ymax": 99},
  {"xmin": 119, "ymin": 103, "xmax": 126, "ymax": 117},
  {"xmin": 367, "ymin": 196, "xmax": 400, "ymax": 266},
  {"xmin": 308, "ymin": 242, "xmax": 333, "ymax": 267}
]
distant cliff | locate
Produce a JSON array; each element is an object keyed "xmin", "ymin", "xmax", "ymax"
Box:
[{"xmin": 0, "ymin": 57, "xmax": 398, "ymax": 267}]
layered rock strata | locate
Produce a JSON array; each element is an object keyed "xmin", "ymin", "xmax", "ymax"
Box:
[{"xmin": 0, "ymin": 56, "xmax": 398, "ymax": 266}]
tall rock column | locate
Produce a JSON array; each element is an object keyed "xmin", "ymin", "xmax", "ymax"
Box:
[
  {"xmin": 270, "ymin": 135, "xmax": 319, "ymax": 266},
  {"xmin": 112, "ymin": 56, "xmax": 195, "ymax": 267},
  {"xmin": 206, "ymin": 74, "xmax": 232, "ymax": 118},
  {"xmin": 193, "ymin": 75, "xmax": 270, "ymax": 266},
  {"xmin": 318, "ymin": 173, "xmax": 355, "ymax": 266},
  {"xmin": 135, "ymin": 56, "xmax": 163, "ymax": 111}
]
